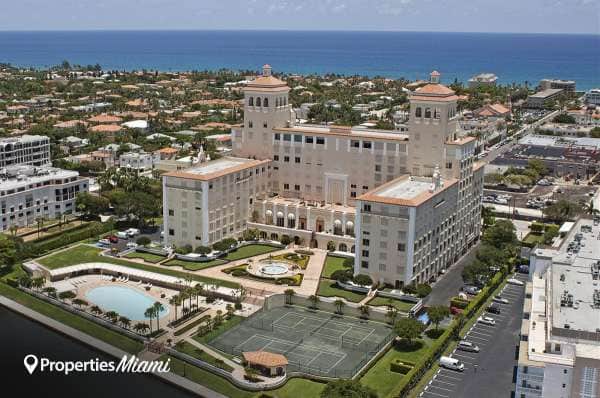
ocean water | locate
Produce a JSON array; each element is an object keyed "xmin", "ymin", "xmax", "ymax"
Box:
[{"xmin": 0, "ymin": 30, "xmax": 598, "ymax": 90}]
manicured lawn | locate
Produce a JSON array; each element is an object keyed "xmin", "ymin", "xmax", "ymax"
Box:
[
  {"xmin": 271, "ymin": 252, "xmax": 310, "ymax": 269},
  {"xmin": 163, "ymin": 355, "xmax": 253, "ymax": 398},
  {"xmin": 174, "ymin": 341, "xmax": 234, "ymax": 372},
  {"xmin": 317, "ymin": 278, "xmax": 366, "ymax": 303},
  {"xmin": 0, "ymin": 281, "xmax": 143, "ymax": 354},
  {"xmin": 165, "ymin": 258, "xmax": 227, "ymax": 270},
  {"xmin": 523, "ymin": 233, "xmax": 544, "ymax": 245},
  {"xmin": 193, "ymin": 315, "xmax": 243, "ymax": 344},
  {"xmin": 36, "ymin": 245, "xmax": 239, "ymax": 288},
  {"xmin": 367, "ymin": 296, "xmax": 416, "ymax": 313},
  {"xmin": 361, "ymin": 339, "xmax": 434, "ymax": 398},
  {"xmin": 162, "ymin": 355, "xmax": 325, "ymax": 398},
  {"xmin": 224, "ymin": 244, "xmax": 280, "ymax": 261},
  {"xmin": 321, "ymin": 255, "xmax": 351, "ymax": 278},
  {"xmin": 124, "ymin": 251, "xmax": 166, "ymax": 263}
]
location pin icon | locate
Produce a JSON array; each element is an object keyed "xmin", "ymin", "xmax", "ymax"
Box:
[{"xmin": 24, "ymin": 354, "xmax": 39, "ymax": 375}]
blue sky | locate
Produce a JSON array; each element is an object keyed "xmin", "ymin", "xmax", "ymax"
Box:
[{"xmin": 1, "ymin": 0, "xmax": 599, "ymax": 34}]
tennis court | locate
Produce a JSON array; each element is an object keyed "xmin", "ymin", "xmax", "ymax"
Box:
[{"xmin": 208, "ymin": 306, "xmax": 394, "ymax": 378}]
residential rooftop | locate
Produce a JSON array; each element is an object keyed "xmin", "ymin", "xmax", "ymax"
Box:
[{"xmin": 163, "ymin": 156, "xmax": 269, "ymax": 181}]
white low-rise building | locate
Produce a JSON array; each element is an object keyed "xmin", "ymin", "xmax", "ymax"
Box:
[
  {"xmin": 119, "ymin": 151, "xmax": 158, "ymax": 171},
  {"xmin": 0, "ymin": 166, "xmax": 89, "ymax": 231},
  {"xmin": 0, "ymin": 135, "xmax": 50, "ymax": 168},
  {"xmin": 517, "ymin": 219, "xmax": 600, "ymax": 398}
]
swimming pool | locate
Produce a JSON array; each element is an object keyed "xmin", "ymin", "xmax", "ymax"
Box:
[{"xmin": 86, "ymin": 286, "xmax": 169, "ymax": 321}]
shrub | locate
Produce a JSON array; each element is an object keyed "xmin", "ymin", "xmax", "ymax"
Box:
[
  {"xmin": 234, "ymin": 302, "xmax": 242, "ymax": 310},
  {"xmin": 331, "ymin": 269, "xmax": 352, "ymax": 283},
  {"xmin": 390, "ymin": 360, "xmax": 414, "ymax": 374},
  {"xmin": 231, "ymin": 269, "xmax": 248, "ymax": 277},
  {"xmin": 353, "ymin": 274, "xmax": 373, "ymax": 287},
  {"xmin": 6, "ymin": 278, "xmax": 18, "ymax": 288},
  {"xmin": 416, "ymin": 283, "xmax": 432, "ymax": 297},
  {"xmin": 213, "ymin": 238, "xmax": 237, "ymax": 252},
  {"xmin": 175, "ymin": 245, "xmax": 193, "ymax": 255},
  {"xmin": 295, "ymin": 249, "xmax": 314, "ymax": 256},
  {"xmin": 31, "ymin": 221, "xmax": 114, "ymax": 255},
  {"xmin": 403, "ymin": 283, "xmax": 417, "ymax": 295},
  {"xmin": 280, "ymin": 235, "xmax": 292, "ymax": 245},
  {"xmin": 194, "ymin": 245, "xmax": 212, "ymax": 255},
  {"xmin": 450, "ymin": 297, "xmax": 470, "ymax": 309},
  {"xmin": 326, "ymin": 241, "xmax": 336, "ymax": 251},
  {"xmin": 136, "ymin": 236, "xmax": 151, "ymax": 246}
]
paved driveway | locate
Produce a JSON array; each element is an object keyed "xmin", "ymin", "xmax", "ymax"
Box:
[{"xmin": 420, "ymin": 273, "xmax": 527, "ymax": 398}]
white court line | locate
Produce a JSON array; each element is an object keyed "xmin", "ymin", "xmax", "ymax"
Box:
[
  {"xmin": 356, "ymin": 327, "xmax": 375, "ymax": 346},
  {"xmin": 452, "ymin": 352, "xmax": 477, "ymax": 360},
  {"xmin": 428, "ymin": 385, "xmax": 454, "ymax": 392},
  {"xmin": 431, "ymin": 379, "xmax": 456, "ymax": 387},
  {"xmin": 436, "ymin": 372, "xmax": 462, "ymax": 381},
  {"xmin": 421, "ymin": 391, "xmax": 449, "ymax": 398}
]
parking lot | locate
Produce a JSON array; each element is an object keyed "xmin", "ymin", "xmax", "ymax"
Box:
[{"xmin": 420, "ymin": 272, "xmax": 528, "ymax": 398}]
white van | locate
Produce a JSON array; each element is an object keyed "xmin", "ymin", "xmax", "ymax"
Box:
[
  {"xmin": 439, "ymin": 356, "xmax": 465, "ymax": 372},
  {"xmin": 116, "ymin": 231, "xmax": 129, "ymax": 239},
  {"xmin": 126, "ymin": 228, "xmax": 140, "ymax": 237}
]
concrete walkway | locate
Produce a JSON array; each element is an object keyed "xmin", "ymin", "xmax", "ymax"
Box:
[{"xmin": 0, "ymin": 296, "xmax": 226, "ymax": 398}]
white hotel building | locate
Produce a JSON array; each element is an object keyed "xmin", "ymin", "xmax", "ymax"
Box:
[
  {"xmin": 163, "ymin": 65, "xmax": 484, "ymax": 287},
  {"xmin": 0, "ymin": 166, "xmax": 89, "ymax": 231}
]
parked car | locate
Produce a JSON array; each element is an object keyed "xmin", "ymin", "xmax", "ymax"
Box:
[
  {"xmin": 98, "ymin": 239, "xmax": 111, "ymax": 246},
  {"xmin": 450, "ymin": 306, "xmax": 464, "ymax": 315},
  {"xmin": 439, "ymin": 356, "xmax": 465, "ymax": 372},
  {"xmin": 518, "ymin": 265, "xmax": 529, "ymax": 274},
  {"xmin": 457, "ymin": 340, "xmax": 480, "ymax": 353},
  {"xmin": 116, "ymin": 231, "xmax": 129, "ymax": 239},
  {"xmin": 493, "ymin": 295, "xmax": 509, "ymax": 304},
  {"xmin": 478, "ymin": 316, "xmax": 496, "ymax": 326},
  {"xmin": 126, "ymin": 228, "xmax": 140, "ymax": 237},
  {"xmin": 464, "ymin": 286, "xmax": 481, "ymax": 295},
  {"xmin": 507, "ymin": 278, "xmax": 524, "ymax": 286},
  {"xmin": 126, "ymin": 242, "xmax": 138, "ymax": 248},
  {"xmin": 104, "ymin": 235, "xmax": 118, "ymax": 243},
  {"xmin": 486, "ymin": 304, "xmax": 501, "ymax": 314}
]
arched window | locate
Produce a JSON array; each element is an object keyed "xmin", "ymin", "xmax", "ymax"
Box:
[
  {"xmin": 415, "ymin": 107, "xmax": 422, "ymax": 117},
  {"xmin": 287, "ymin": 213, "xmax": 296, "ymax": 229},
  {"xmin": 263, "ymin": 97, "xmax": 269, "ymax": 107},
  {"xmin": 425, "ymin": 108, "xmax": 432, "ymax": 118},
  {"xmin": 333, "ymin": 220, "xmax": 343, "ymax": 236},
  {"xmin": 248, "ymin": 97, "xmax": 254, "ymax": 106},
  {"xmin": 256, "ymin": 97, "xmax": 261, "ymax": 107},
  {"xmin": 276, "ymin": 211, "xmax": 284, "ymax": 227},
  {"xmin": 265, "ymin": 210, "xmax": 273, "ymax": 225},
  {"xmin": 346, "ymin": 221, "xmax": 354, "ymax": 236}
]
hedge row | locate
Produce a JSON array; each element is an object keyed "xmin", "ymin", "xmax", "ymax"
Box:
[
  {"xmin": 450, "ymin": 297, "xmax": 470, "ymax": 309},
  {"xmin": 390, "ymin": 360, "xmax": 415, "ymax": 374},
  {"xmin": 31, "ymin": 221, "xmax": 115, "ymax": 255},
  {"xmin": 392, "ymin": 266, "xmax": 508, "ymax": 397}
]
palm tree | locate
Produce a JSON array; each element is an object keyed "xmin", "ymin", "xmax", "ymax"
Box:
[
  {"xmin": 234, "ymin": 285, "xmax": 248, "ymax": 304},
  {"xmin": 386, "ymin": 306, "xmax": 399, "ymax": 325},
  {"xmin": 169, "ymin": 294, "xmax": 182, "ymax": 323},
  {"xmin": 35, "ymin": 216, "xmax": 45, "ymax": 238},
  {"xmin": 214, "ymin": 310, "xmax": 224, "ymax": 327},
  {"xmin": 118, "ymin": 316, "xmax": 131, "ymax": 329},
  {"xmin": 284, "ymin": 289, "xmax": 295, "ymax": 305},
  {"xmin": 308, "ymin": 294, "xmax": 319, "ymax": 309},
  {"xmin": 334, "ymin": 299, "xmax": 345, "ymax": 315},
  {"xmin": 144, "ymin": 307, "xmax": 155, "ymax": 334},
  {"xmin": 42, "ymin": 286, "xmax": 57, "ymax": 297},
  {"xmin": 153, "ymin": 301, "xmax": 164, "ymax": 332},
  {"xmin": 72, "ymin": 298, "xmax": 88, "ymax": 309},
  {"xmin": 105, "ymin": 311, "xmax": 119, "ymax": 323},
  {"xmin": 90, "ymin": 305, "xmax": 103, "ymax": 316},
  {"xmin": 359, "ymin": 305, "xmax": 370, "ymax": 319},
  {"xmin": 193, "ymin": 284, "xmax": 204, "ymax": 308},
  {"xmin": 9, "ymin": 225, "xmax": 18, "ymax": 237},
  {"xmin": 225, "ymin": 304, "xmax": 234, "ymax": 319},
  {"xmin": 134, "ymin": 322, "xmax": 149, "ymax": 336},
  {"xmin": 31, "ymin": 277, "xmax": 46, "ymax": 290}
]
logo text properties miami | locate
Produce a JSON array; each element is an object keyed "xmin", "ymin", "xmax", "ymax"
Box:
[{"xmin": 24, "ymin": 354, "xmax": 171, "ymax": 375}]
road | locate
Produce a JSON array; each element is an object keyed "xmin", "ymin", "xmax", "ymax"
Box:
[
  {"xmin": 424, "ymin": 242, "xmax": 480, "ymax": 306},
  {"xmin": 419, "ymin": 272, "xmax": 528, "ymax": 398}
]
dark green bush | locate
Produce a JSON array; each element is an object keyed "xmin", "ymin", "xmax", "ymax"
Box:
[{"xmin": 390, "ymin": 360, "xmax": 414, "ymax": 374}]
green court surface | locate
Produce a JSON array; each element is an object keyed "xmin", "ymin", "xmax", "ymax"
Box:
[{"xmin": 208, "ymin": 306, "xmax": 393, "ymax": 378}]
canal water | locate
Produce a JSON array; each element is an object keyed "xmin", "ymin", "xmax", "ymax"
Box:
[{"xmin": 0, "ymin": 306, "xmax": 198, "ymax": 398}]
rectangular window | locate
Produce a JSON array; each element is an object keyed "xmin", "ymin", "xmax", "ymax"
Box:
[
  {"xmin": 363, "ymin": 141, "xmax": 372, "ymax": 149},
  {"xmin": 363, "ymin": 204, "xmax": 371, "ymax": 212},
  {"xmin": 379, "ymin": 264, "xmax": 386, "ymax": 272},
  {"xmin": 294, "ymin": 185, "xmax": 300, "ymax": 191},
  {"xmin": 284, "ymin": 183, "xmax": 290, "ymax": 190},
  {"xmin": 316, "ymin": 137, "xmax": 325, "ymax": 145},
  {"xmin": 294, "ymin": 135, "xmax": 302, "ymax": 142},
  {"xmin": 168, "ymin": 209, "xmax": 174, "ymax": 216},
  {"xmin": 398, "ymin": 243, "xmax": 406, "ymax": 251},
  {"xmin": 168, "ymin": 229, "xmax": 174, "ymax": 236},
  {"xmin": 274, "ymin": 155, "xmax": 279, "ymax": 161},
  {"xmin": 351, "ymin": 140, "xmax": 360, "ymax": 148},
  {"xmin": 362, "ymin": 250, "xmax": 369, "ymax": 257},
  {"xmin": 305, "ymin": 136, "xmax": 314, "ymax": 144},
  {"xmin": 284, "ymin": 156, "xmax": 290, "ymax": 162},
  {"xmin": 274, "ymin": 133, "xmax": 280, "ymax": 140},
  {"xmin": 361, "ymin": 261, "xmax": 369, "ymax": 269},
  {"xmin": 362, "ymin": 239, "xmax": 370, "ymax": 246},
  {"xmin": 283, "ymin": 134, "xmax": 291, "ymax": 141},
  {"xmin": 295, "ymin": 157, "xmax": 301, "ymax": 163}
]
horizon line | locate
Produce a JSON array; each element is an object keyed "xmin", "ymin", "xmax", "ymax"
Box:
[{"xmin": 0, "ymin": 28, "xmax": 598, "ymax": 36}]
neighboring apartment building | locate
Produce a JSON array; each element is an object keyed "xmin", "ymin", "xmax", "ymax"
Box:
[
  {"xmin": 119, "ymin": 151, "xmax": 157, "ymax": 171},
  {"xmin": 163, "ymin": 157, "xmax": 271, "ymax": 247},
  {"xmin": 516, "ymin": 219, "xmax": 600, "ymax": 398},
  {"xmin": 0, "ymin": 135, "xmax": 50, "ymax": 168},
  {"xmin": 165, "ymin": 65, "xmax": 484, "ymax": 286},
  {"xmin": 585, "ymin": 88, "xmax": 600, "ymax": 106},
  {"xmin": 540, "ymin": 79, "xmax": 576, "ymax": 93},
  {"xmin": 468, "ymin": 73, "xmax": 498, "ymax": 89},
  {"xmin": 527, "ymin": 89, "xmax": 566, "ymax": 109},
  {"xmin": 0, "ymin": 166, "xmax": 89, "ymax": 231}
]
